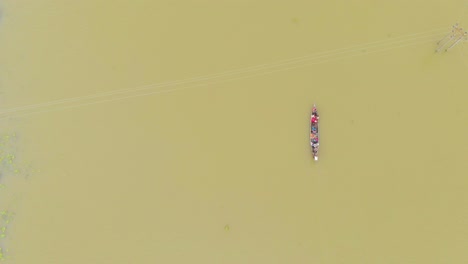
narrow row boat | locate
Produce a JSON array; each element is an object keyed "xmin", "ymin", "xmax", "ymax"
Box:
[{"xmin": 310, "ymin": 105, "xmax": 319, "ymax": 161}]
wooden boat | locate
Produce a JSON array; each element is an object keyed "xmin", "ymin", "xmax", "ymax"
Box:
[{"xmin": 310, "ymin": 105, "xmax": 319, "ymax": 161}]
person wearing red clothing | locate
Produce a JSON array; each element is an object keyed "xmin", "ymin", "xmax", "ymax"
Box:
[{"xmin": 311, "ymin": 116, "xmax": 318, "ymax": 124}]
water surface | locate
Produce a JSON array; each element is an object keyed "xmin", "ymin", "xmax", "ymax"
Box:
[{"xmin": 0, "ymin": 0, "xmax": 467, "ymax": 263}]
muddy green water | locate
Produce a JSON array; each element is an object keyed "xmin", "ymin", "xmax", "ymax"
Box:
[{"xmin": 0, "ymin": 0, "xmax": 467, "ymax": 263}]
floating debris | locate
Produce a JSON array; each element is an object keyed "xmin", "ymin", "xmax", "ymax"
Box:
[{"xmin": 436, "ymin": 23, "xmax": 467, "ymax": 52}]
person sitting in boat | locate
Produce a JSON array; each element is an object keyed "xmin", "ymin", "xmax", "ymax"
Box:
[
  {"xmin": 311, "ymin": 126, "xmax": 317, "ymax": 133},
  {"xmin": 311, "ymin": 135, "xmax": 316, "ymax": 142},
  {"xmin": 312, "ymin": 137, "xmax": 318, "ymax": 144},
  {"xmin": 312, "ymin": 107, "xmax": 319, "ymax": 115},
  {"xmin": 311, "ymin": 116, "xmax": 318, "ymax": 124}
]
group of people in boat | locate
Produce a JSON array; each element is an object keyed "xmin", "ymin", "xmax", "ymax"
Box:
[{"xmin": 310, "ymin": 107, "xmax": 319, "ymax": 153}]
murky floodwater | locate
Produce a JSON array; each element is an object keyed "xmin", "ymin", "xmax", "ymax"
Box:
[{"xmin": 0, "ymin": 0, "xmax": 467, "ymax": 263}]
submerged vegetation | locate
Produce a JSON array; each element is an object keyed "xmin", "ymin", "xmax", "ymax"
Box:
[
  {"xmin": 0, "ymin": 132, "xmax": 25, "ymax": 262},
  {"xmin": 0, "ymin": 210, "xmax": 13, "ymax": 261}
]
